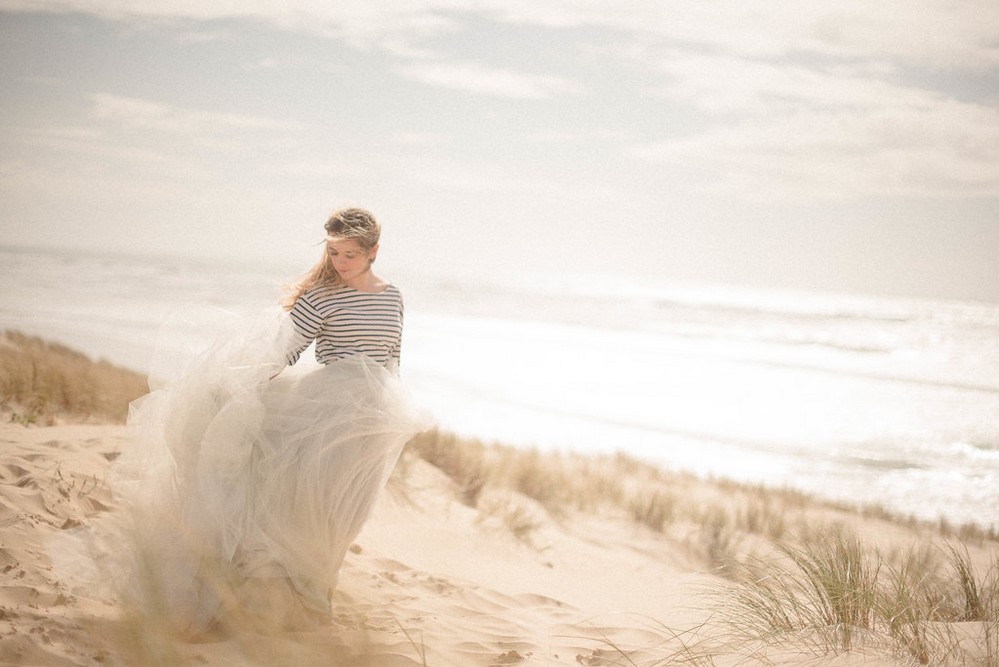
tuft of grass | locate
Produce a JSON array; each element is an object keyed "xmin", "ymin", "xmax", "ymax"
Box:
[
  {"xmin": 943, "ymin": 542, "xmax": 992, "ymax": 622},
  {"xmin": 628, "ymin": 490, "xmax": 676, "ymax": 533},
  {"xmin": 723, "ymin": 530, "xmax": 882, "ymax": 653},
  {"xmin": 406, "ymin": 429, "xmax": 488, "ymax": 505},
  {"xmin": 786, "ymin": 531, "xmax": 881, "ymax": 642},
  {"xmin": 478, "ymin": 495, "xmax": 545, "ymax": 545},
  {"xmin": 939, "ymin": 542, "xmax": 999, "ymax": 664},
  {"xmin": 739, "ymin": 495, "xmax": 787, "ymax": 541},
  {"xmin": 0, "ymin": 330, "xmax": 147, "ymax": 423},
  {"xmin": 720, "ymin": 531, "xmax": 999, "ymax": 664},
  {"xmin": 696, "ymin": 507, "xmax": 740, "ymax": 575},
  {"xmin": 9, "ymin": 411, "xmax": 38, "ymax": 425},
  {"xmin": 406, "ymin": 430, "xmax": 645, "ymax": 518},
  {"xmin": 496, "ymin": 447, "xmax": 577, "ymax": 516},
  {"xmin": 502, "ymin": 504, "xmax": 543, "ymax": 544},
  {"xmin": 877, "ymin": 545, "xmax": 946, "ymax": 665}
]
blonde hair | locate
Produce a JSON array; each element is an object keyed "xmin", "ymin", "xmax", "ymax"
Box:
[{"xmin": 283, "ymin": 208, "xmax": 381, "ymax": 309}]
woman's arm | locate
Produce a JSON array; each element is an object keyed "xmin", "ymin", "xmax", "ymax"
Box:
[{"xmin": 285, "ymin": 291, "xmax": 323, "ymax": 366}]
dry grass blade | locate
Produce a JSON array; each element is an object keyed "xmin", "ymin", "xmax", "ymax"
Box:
[
  {"xmin": 943, "ymin": 542, "xmax": 989, "ymax": 621},
  {"xmin": 878, "ymin": 545, "xmax": 945, "ymax": 665},
  {"xmin": 560, "ymin": 614, "xmax": 719, "ymax": 667},
  {"xmin": 394, "ymin": 615, "xmax": 428, "ymax": 667}
]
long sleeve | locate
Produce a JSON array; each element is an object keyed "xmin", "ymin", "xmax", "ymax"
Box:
[
  {"xmin": 285, "ymin": 292, "xmax": 322, "ymax": 365},
  {"xmin": 284, "ymin": 284, "xmax": 403, "ymax": 368},
  {"xmin": 388, "ymin": 297, "xmax": 403, "ymax": 374}
]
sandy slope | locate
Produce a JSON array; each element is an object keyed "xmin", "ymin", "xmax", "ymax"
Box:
[
  {"xmin": 0, "ymin": 422, "xmax": 125, "ymax": 666},
  {"xmin": 0, "ymin": 420, "xmax": 986, "ymax": 666}
]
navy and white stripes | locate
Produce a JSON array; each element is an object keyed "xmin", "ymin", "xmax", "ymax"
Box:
[{"xmin": 286, "ymin": 284, "xmax": 404, "ymax": 371}]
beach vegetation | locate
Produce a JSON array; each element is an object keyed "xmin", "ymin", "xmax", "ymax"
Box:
[
  {"xmin": 571, "ymin": 615, "xmax": 718, "ymax": 667},
  {"xmin": 404, "ymin": 428, "xmax": 999, "ymax": 664},
  {"xmin": 9, "ymin": 410, "xmax": 38, "ymax": 425},
  {"xmin": 695, "ymin": 506, "xmax": 741, "ymax": 575},
  {"xmin": 406, "ymin": 429, "xmax": 488, "ymax": 505},
  {"xmin": 719, "ymin": 531, "xmax": 999, "ymax": 664},
  {"xmin": 0, "ymin": 330, "xmax": 147, "ymax": 423},
  {"xmin": 406, "ymin": 428, "xmax": 999, "ymax": 547},
  {"xmin": 10, "ymin": 335, "xmax": 998, "ymax": 665},
  {"xmin": 627, "ymin": 490, "xmax": 675, "ymax": 532},
  {"xmin": 478, "ymin": 493, "xmax": 546, "ymax": 546}
]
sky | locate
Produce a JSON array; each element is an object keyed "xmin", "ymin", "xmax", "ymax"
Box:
[{"xmin": 1, "ymin": 1, "xmax": 998, "ymax": 303}]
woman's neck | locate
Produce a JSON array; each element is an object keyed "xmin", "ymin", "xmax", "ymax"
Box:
[{"xmin": 343, "ymin": 270, "xmax": 388, "ymax": 293}]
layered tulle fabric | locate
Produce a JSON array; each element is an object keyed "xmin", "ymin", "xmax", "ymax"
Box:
[{"xmin": 56, "ymin": 308, "xmax": 430, "ymax": 634}]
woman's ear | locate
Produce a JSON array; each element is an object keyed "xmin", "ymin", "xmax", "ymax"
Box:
[{"xmin": 369, "ymin": 243, "xmax": 380, "ymax": 263}]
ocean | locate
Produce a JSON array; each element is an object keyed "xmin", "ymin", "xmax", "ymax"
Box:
[{"xmin": 2, "ymin": 245, "xmax": 998, "ymax": 530}]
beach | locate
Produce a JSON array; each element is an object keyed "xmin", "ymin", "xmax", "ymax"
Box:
[
  {"xmin": 1, "ymin": 246, "xmax": 999, "ymax": 664},
  {"xmin": 1, "ymin": 408, "xmax": 997, "ymax": 665},
  {"xmin": 4, "ymin": 0, "xmax": 998, "ymax": 661},
  {"xmin": 3, "ymin": 246, "xmax": 999, "ymax": 530}
]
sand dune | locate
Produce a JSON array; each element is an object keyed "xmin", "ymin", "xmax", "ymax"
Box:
[{"xmin": 1, "ymin": 416, "xmax": 996, "ymax": 666}]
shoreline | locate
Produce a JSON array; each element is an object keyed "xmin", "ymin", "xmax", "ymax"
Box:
[{"xmin": 5, "ymin": 245, "xmax": 999, "ymax": 531}]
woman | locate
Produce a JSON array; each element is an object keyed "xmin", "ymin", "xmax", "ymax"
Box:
[
  {"xmin": 283, "ymin": 207, "xmax": 404, "ymax": 371},
  {"xmin": 87, "ymin": 208, "xmax": 429, "ymax": 634}
]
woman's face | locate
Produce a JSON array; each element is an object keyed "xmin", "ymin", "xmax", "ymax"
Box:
[{"xmin": 327, "ymin": 238, "xmax": 376, "ymax": 282}]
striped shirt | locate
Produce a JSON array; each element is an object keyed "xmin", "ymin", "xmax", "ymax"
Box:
[{"xmin": 286, "ymin": 283, "xmax": 404, "ymax": 371}]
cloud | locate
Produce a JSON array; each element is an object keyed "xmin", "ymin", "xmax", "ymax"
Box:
[
  {"xmin": 488, "ymin": 0, "xmax": 999, "ymax": 68},
  {"xmin": 390, "ymin": 131, "xmax": 450, "ymax": 147},
  {"xmin": 15, "ymin": 122, "xmax": 219, "ymax": 181},
  {"xmin": 630, "ymin": 98, "xmax": 999, "ymax": 199},
  {"xmin": 175, "ymin": 28, "xmax": 236, "ymax": 44},
  {"xmin": 4, "ymin": 1, "xmax": 997, "ymax": 206},
  {"xmin": 617, "ymin": 41, "xmax": 999, "ymax": 199},
  {"xmin": 0, "ymin": 0, "xmax": 468, "ymax": 52},
  {"xmin": 89, "ymin": 93, "xmax": 299, "ymax": 134},
  {"xmin": 7, "ymin": 0, "xmax": 995, "ymax": 69},
  {"xmin": 5, "ymin": 1, "xmax": 996, "ymax": 124},
  {"xmin": 395, "ymin": 60, "xmax": 580, "ymax": 99},
  {"xmin": 264, "ymin": 160, "xmax": 360, "ymax": 177},
  {"xmin": 8, "ymin": 95, "xmax": 307, "ymax": 189},
  {"xmin": 647, "ymin": 51, "xmax": 914, "ymax": 115}
]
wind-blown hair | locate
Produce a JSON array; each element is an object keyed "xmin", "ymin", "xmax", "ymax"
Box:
[{"xmin": 283, "ymin": 208, "xmax": 381, "ymax": 310}]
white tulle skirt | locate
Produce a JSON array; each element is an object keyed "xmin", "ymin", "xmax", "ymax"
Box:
[{"xmin": 63, "ymin": 309, "xmax": 430, "ymax": 634}]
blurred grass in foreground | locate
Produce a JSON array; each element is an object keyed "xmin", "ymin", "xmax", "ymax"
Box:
[{"xmin": 0, "ymin": 330, "xmax": 147, "ymax": 424}]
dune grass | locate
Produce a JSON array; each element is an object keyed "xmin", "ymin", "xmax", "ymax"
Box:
[
  {"xmin": 722, "ymin": 530, "xmax": 882, "ymax": 651},
  {"xmin": 404, "ymin": 428, "xmax": 999, "ymax": 664},
  {"xmin": 8, "ymin": 335, "xmax": 998, "ymax": 664},
  {"xmin": 0, "ymin": 330, "xmax": 147, "ymax": 423},
  {"xmin": 719, "ymin": 531, "xmax": 999, "ymax": 664},
  {"xmin": 406, "ymin": 428, "xmax": 999, "ymax": 546}
]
